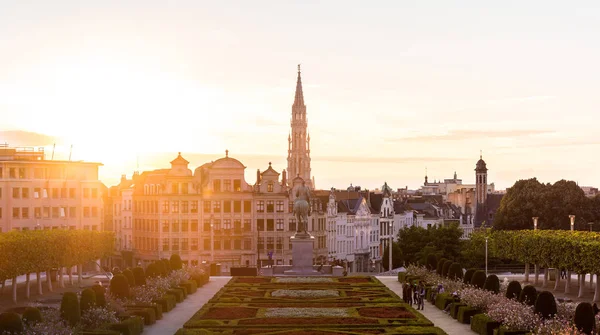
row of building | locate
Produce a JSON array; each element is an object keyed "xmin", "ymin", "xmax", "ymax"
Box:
[{"xmin": 0, "ymin": 66, "xmax": 529, "ymax": 273}]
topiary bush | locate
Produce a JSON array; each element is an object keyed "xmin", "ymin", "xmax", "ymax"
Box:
[
  {"xmin": 110, "ymin": 274, "xmax": 130, "ymax": 299},
  {"xmin": 574, "ymin": 302, "xmax": 595, "ymax": 335},
  {"xmin": 122, "ymin": 268, "xmax": 136, "ymax": 287},
  {"xmin": 436, "ymin": 258, "xmax": 448, "ymax": 275},
  {"xmin": 0, "ymin": 312, "xmax": 23, "ymax": 334},
  {"xmin": 463, "ymin": 269, "xmax": 475, "ymax": 284},
  {"xmin": 442, "ymin": 260, "xmax": 453, "ymax": 278},
  {"xmin": 60, "ymin": 291, "xmax": 81, "ymax": 327},
  {"xmin": 170, "ymin": 254, "xmax": 183, "ymax": 270},
  {"xmin": 483, "ymin": 274, "xmax": 500, "ymax": 294},
  {"xmin": 22, "ymin": 307, "xmax": 42, "ymax": 326},
  {"xmin": 534, "ymin": 290, "xmax": 557, "ymax": 319},
  {"xmin": 470, "ymin": 270, "xmax": 487, "ymax": 289},
  {"xmin": 519, "ymin": 285, "xmax": 538, "ymax": 306},
  {"xmin": 145, "ymin": 263, "xmax": 159, "ymax": 278},
  {"xmin": 505, "ymin": 281, "xmax": 522, "ymax": 300},
  {"xmin": 448, "ymin": 263, "xmax": 463, "ymax": 280},
  {"xmin": 92, "ymin": 284, "xmax": 107, "ymax": 307},
  {"xmin": 80, "ymin": 288, "xmax": 97, "ymax": 314},
  {"xmin": 426, "ymin": 254, "xmax": 438, "ymax": 271},
  {"xmin": 133, "ymin": 267, "xmax": 146, "ymax": 286}
]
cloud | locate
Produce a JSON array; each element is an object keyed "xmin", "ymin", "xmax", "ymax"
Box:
[
  {"xmin": 385, "ymin": 129, "xmax": 553, "ymax": 142},
  {"xmin": 0, "ymin": 130, "xmax": 59, "ymax": 146},
  {"xmin": 312, "ymin": 156, "xmax": 469, "ymax": 164}
]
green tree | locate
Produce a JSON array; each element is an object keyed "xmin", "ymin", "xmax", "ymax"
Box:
[{"xmin": 382, "ymin": 242, "xmax": 403, "ymax": 271}]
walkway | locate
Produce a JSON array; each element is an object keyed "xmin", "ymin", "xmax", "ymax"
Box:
[
  {"xmin": 143, "ymin": 276, "xmax": 231, "ymax": 335},
  {"xmin": 378, "ymin": 277, "xmax": 476, "ymax": 335}
]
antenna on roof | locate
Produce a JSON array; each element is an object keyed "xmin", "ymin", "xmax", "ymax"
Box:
[
  {"xmin": 51, "ymin": 143, "xmax": 56, "ymax": 160},
  {"xmin": 69, "ymin": 145, "xmax": 73, "ymax": 161}
]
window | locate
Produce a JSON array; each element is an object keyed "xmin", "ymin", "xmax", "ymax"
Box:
[
  {"xmin": 162, "ymin": 220, "xmax": 169, "ymax": 232},
  {"xmin": 203, "ymin": 220, "xmax": 211, "ymax": 232},
  {"xmin": 203, "ymin": 201, "xmax": 211, "ymax": 213},
  {"xmin": 83, "ymin": 188, "xmax": 89, "ymax": 198},
  {"xmin": 12, "ymin": 188, "xmax": 20, "ymax": 198},
  {"xmin": 213, "ymin": 180, "xmax": 221, "ymax": 192},
  {"xmin": 191, "ymin": 219, "xmax": 198, "ymax": 232},
  {"xmin": 243, "ymin": 219, "xmax": 251, "ymax": 231},
  {"xmin": 9, "ymin": 168, "xmax": 16, "ymax": 179},
  {"xmin": 12, "ymin": 207, "xmax": 20, "ymax": 218},
  {"xmin": 267, "ymin": 219, "xmax": 274, "ymax": 231},
  {"xmin": 234, "ymin": 179, "xmax": 241, "ymax": 192},
  {"xmin": 182, "ymin": 220, "xmax": 188, "ymax": 232},
  {"xmin": 69, "ymin": 188, "xmax": 76, "ymax": 198},
  {"xmin": 266, "ymin": 201, "xmax": 274, "ymax": 213},
  {"xmin": 233, "ymin": 201, "xmax": 241, "ymax": 213},
  {"xmin": 223, "ymin": 201, "xmax": 231, "ymax": 213},
  {"xmin": 182, "ymin": 201, "xmax": 189, "ymax": 213},
  {"xmin": 191, "ymin": 201, "xmax": 198, "ymax": 213},
  {"xmin": 244, "ymin": 200, "xmax": 252, "ymax": 213},
  {"xmin": 213, "ymin": 201, "xmax": 221, "ymax": 213},
  {"xmin": 276, "ymin": 201, "xmax": 284, "ymax": 212},
  {"xmin": 244, "ymin": 238, "xmax": 252, "ymax": 250},
  {"xmin": 276, "ymin": 219, "xmax": 284, "ymax": 231},
  {"xmin": 162, "ymin": 201, "xmax": 169, "ymax": 213},
  {"xmin": 257, "ymin": 201, "xmax": 264, "ymax": 213},
  {"xmin": 172, "ymin": 201, "xmax": 179, "ymax": 213},
  {"xmin": 224, "ymin": 179, "xmax": 231, "ymax": 191},
  {"xmin": 267, "ymin": 182, "xmax": 273, "ymax": 192}
]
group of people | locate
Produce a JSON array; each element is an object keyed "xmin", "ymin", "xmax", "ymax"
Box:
[{"xmin": 402, "ymin": 281, "xmax": 426, "ymax": 310}]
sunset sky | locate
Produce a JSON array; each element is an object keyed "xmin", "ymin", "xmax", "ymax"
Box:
[{"xmin": 1, "ymin": 1, "xmax": 599, "ymax": 190}]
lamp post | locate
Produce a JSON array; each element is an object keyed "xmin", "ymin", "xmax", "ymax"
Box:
[
  {"xmin": 533, "ymin": 217, "xmax": 538, "ymax": 230},
  {"xmin": 569, "ymin": 215, "xmax": 575, "ymax": 231},
  {"xmin": 485, "ymin": 236, "xmax": 489, "ymax": 276},
  {"xmin": 388, "ymin": 222, "xmax": 393, "ymax": 274}
]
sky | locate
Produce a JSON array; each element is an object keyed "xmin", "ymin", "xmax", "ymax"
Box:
[{"xmin": 1, "ymin": 1, "xmax": 600, "ymax": 190}]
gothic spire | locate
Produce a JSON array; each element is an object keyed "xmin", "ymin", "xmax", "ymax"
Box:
[{"xmin": 293, "ymin": 64, "xmax": 305, "ymax": 107}]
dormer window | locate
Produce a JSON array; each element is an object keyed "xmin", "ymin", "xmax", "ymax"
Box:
[{"xmin": 267, "ymin": 182, "xmax": 274, "ymax": 192}]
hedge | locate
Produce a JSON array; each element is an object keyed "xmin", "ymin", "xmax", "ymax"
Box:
[{"xmin": 471, "ymin": 313, "xmax": 501, "ymax": 335}]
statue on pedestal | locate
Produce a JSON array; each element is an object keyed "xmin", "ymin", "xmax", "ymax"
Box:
[{"xmin": 293, "ymin": 180, "xmax": 312, "ymax": 235}]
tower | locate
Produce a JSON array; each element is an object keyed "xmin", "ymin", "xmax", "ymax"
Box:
[
  {"xmin": 287, "ymin": 64, "xmax": 312, "ymax": 188},
  {"xmin": 475, "ymin": 151, "xmax": 488, "ymax": 226}
]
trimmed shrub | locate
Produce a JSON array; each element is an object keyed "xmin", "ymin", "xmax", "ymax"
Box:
[
  {"xmin": 122, "ymin": 268, "xmax": 136, "ymax": 287},
  {"xmin": 448, "ymin": 263, "xmax": 463, "ymax": 280},
  {"xmin": 534, "ymin": 290, "xmax": 557, "ymax": 319},
  {"xmin": 518, "ymin": 285, "xmax": 538, "ymax": 306},
  {"xmin": 574, "ymin": 302, "xmax": 595, "ymax": 335},
  {"xmin": 170, "ymin": 254, "xmax": 183, "ymax": 270},
  {"xmin": 442, "ymin": 260, "xmax": 453, "ymax": 278},
  {"xmin": 60, "ymin": 291, "xmax": 81, "ymax": 327},
  {"xmin": 471, "ymin": 313, "xmax": 501, "ymax": 335},
  {"xmin": 80, "ymin": 288, "xmax": 97, "ymax": 314},
  {"xmin": 426, "ymin": 254, "xmax": 438, "ymax": 271},
  {"xmin": 470, "ymin": 270, "xmax": 487, "ymax": 289},
  {"xmin": 132, "ymin": 267, "xmax": 146, "ymax": 286},
  {"xmin": 22, "ymin": 307, "xmax": 43, "ymax": 326},
  {"xmin": 110, "ymin": 274, "xmax": 130, "ymax": 299},
  {"xmin": 464, "ymin": 269, "xmax": 476, "ymax": 285},
  {"xmin": 436, "ymin": 258, "xmax": 447, "ymax": 275},
  {"xmin": 145, "ymin": 263, "xmax": 159, "ymax": 278},
  {"xmin": 92, "ymin": 284, "xmax": 107, "ymax": 307},
  {"xmin": 483, "ymin": 274, "xmax": 500, "ymax": 294},
  {"xmin": 0, "ymin": 312, "xmax": 23, "ymax": 334},
  {"xmin": 505, "ymin": 281, "xmax": 522, "ymax": 300}
]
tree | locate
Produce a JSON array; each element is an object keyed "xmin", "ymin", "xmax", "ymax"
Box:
[{"xmin": 382, "ymin": 242, "xmax": 402, "ymax": 271}]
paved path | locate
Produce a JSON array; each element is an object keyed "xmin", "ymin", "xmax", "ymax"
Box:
[
  {"xmin": 378, "ymin": 277, "xmax": 476, "ymax": 335},
  {"xmin": 143, "ymin": 277, "xmax": 231, "ymax": 335}
]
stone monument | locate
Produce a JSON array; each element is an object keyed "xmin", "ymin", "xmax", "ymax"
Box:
[{"xmin": 284, "ymin": 179, "xmax": 318, "ymax": 276}]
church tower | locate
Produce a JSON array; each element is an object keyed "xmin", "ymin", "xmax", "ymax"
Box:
[
  {"xmin": 475, "ymin": 152, "xmax": 488, "ymax": 226},
  {"xmin": 287, "ymin": 65, "xmax": 312, "ymax": 188}
]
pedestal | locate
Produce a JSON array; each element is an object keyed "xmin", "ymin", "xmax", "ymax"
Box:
[{"xmin": 284, "ymin": 233, "xmax": 319, "ymax": 276}]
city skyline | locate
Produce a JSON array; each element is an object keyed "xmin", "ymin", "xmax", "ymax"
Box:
[{"xmin": 1, "ymin": 1, "xmax": 600, "ymax": 190}]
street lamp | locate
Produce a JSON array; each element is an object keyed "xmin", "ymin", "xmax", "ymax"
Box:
[
  {"xmin": 485, "ymin": 236, "xmax": 489, "ymax": 276},
  {"xmin": 532, "ymin": 217, "xmax": 538, "ymax": 230},
  {"xmin": 569, "ymin": 215, "xmax": 575, "ymax": 231},
  {"xmin": 388, "ymin": 222, "xmax": 393, "ymax": 274}
]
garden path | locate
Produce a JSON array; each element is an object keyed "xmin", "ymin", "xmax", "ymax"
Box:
[
  {"xmin": 377, "ymin": 276, "xmax": 477, "ymax": 335},
  {"xmin": 143, "ymin": 276, "xmax": 231, "ymax": 335}
]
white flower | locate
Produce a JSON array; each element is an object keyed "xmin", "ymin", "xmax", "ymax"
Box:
[
  {"xmin": 265, "ymin": 308, "xmax": 349, "ymax": 318},
  {"xmin": 271, "ymin": 289, "xmax": 339, "ymax": 298}
]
